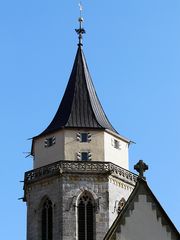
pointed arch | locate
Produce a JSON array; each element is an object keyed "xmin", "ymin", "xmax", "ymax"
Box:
[
  {"xmin": 77, "ymin": 191, "xmax": 95, "ymax": 240},
  {"xmin": 41, "ymin": 197, "xmax": 53, "ymax": 240}
]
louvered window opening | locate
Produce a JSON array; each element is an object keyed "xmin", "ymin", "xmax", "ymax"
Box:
[
  {"xmin": 42, "ymin": 199, "xmax": 53, "ymax": 240},
  {"xmin": 111, "ymin": 138, "xmax": 121, "ymax": 150},
  {"xmin": 77, "ymin": 132, "xmax": 92, "ymax": 142},
  {"xmin": 78, "ymin": 193, "xmax": 94, "ymax": 240},
  {"xmin": 44, "ymin": 136, "xmax": 56, "ymax": 148},
  {"xmin": 77, "ymin": 151, "xmax": 92, "ymax": 161},
  {"xmin": 81, "ymin": 133, "xmax": 88, "ymax": 142},
  {"xmin": 81, "ymin": 152, "xmax": 89, "ymax": 161}
]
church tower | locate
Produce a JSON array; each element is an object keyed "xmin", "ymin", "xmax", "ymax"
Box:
[{"xmin": 23, "ymin": 13, "xmax": 137, "ymax": 240}]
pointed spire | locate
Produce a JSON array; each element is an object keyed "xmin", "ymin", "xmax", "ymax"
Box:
[
  {"xmin": 33, "ymin": 7, "xmax": 119, "ymax": 139},
  {"xmin": 34, "ymin": 46, "xmax": 117, "ymax": 138},
  {"xmin": 75, "ymin": 2, "xmax": 86, "ymax": 46}
]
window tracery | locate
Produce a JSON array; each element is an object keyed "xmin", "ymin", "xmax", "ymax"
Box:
[
  {"xmin": 41, "ymin": 198, "xmax": 53, "ymax": 240},
  {"xmin": 78, "ymin": 191, "xmax": 95, "ymax": 240}
]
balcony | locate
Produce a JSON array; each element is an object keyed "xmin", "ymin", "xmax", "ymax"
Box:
[{"xmin": 24, "ymin": 160, "xmax": 137, "ymax": 186}]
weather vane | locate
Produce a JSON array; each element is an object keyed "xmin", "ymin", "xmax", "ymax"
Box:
[
  {"xmin": 79, "ymin": 2, "xmax": 83, "ymax": 17},
  {"xmin": 75, "ymin": 2, "xmax": 86, "ymax": 46}
]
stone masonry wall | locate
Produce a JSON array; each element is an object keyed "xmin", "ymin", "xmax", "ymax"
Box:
[
  {"xmin": 108, "ymin": 176, "xmax": 134, "ymax": 226},
  {"xmin": 26, "ymin": 173, "xmax": 109, "ymax": 240},
  {"xmin": 25, "ymin": 172, "xmax": 135, "ymax": 240},
  {"xmin": 26, "ymin": 176, "xmax": 63, "ymax": 240}
]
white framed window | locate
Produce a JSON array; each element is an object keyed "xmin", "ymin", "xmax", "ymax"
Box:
[
  {"xmin": 77, "ymin": 133, "xmax": 91, "ymax": 142},
  {"xmin": 44, "ymin": 136, "xmax": 56, "ymax": 148}
]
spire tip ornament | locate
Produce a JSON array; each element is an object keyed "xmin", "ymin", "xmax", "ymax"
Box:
[{"xmin": 75, "ymin": 2, "xmax": 86, "ymax": 46}]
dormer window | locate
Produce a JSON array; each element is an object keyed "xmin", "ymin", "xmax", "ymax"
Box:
[
  {"xmin": 44, "ymin": 136, "xmax": 56, "ymax": 148},
  {"xmin": 77, "ymin": 133, "xmax": 91, "ymax": 142},
  {"xmin": 77, "ymin": 151, "xmax": 92, "ymax": 161}
]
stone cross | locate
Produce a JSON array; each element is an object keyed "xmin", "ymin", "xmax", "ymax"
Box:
[{"xmin": 134, "ymin": 160, "xmax": 148, "ymax": 179}]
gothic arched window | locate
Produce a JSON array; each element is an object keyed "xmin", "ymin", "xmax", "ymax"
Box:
[
  {"xmin": 41, "ymin": 198, "xmax": 53, "ymax": 240},
  {"xmin": 78, "ymin": 191, "xmax": 95, "ymax": 240}
]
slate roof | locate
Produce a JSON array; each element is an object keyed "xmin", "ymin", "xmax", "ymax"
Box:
[
  {"xmin": 35, "ymin": 45, "xmax": 117, "ymax": 138},
  {"xmin": 103, "ymin": 178, "xmax": 180, "ymax": 240}
]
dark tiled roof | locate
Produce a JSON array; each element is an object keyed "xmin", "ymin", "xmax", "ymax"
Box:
[{"xmin": 35, "ymin": 46, "xmax": 117, "ymax": 138}]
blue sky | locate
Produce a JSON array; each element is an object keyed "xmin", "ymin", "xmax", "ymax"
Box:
[{"xmin": 0, "ymin": 1, "xmax": 180, "ymax": 239}]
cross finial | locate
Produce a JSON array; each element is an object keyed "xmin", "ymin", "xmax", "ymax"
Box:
[
  {"xmin": 75, "ymin": 2, "xmax": 86, "ymax": 46},
  {"xmin": 134, "ymin": 160, "xmax": 148, "ymax": 180}
]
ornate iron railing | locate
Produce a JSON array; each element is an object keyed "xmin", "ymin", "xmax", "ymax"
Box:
[{"xmin": 24, "ymin": 161, "xmax": 137, "ymax": 185}]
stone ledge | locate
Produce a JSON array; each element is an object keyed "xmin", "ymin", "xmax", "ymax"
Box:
[{"xmin": 24, "ymin": 161, "xmax": 137, "ymax": 186}]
